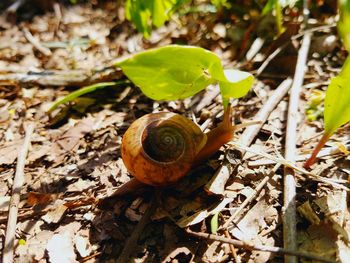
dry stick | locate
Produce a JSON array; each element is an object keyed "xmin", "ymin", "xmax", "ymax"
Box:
[
  {"xmin": 116, "ymin": 196, "xmax": 158, "ymax": 263},
  {"xmin": 23, "ymin": 28, "xmax": 52, "ymax": 56},
  {"xmin": 186, "ymin": 229, "xmax": 335, "ymax": 263},
  {"xmin": 216, "ymin": 80, "xmax": 293, "ymax": 258},
  {"xmin": 248, "ymin": 143, "xmax": 349, "ymax": 166},
  {"xmin": 216, "ymin": 79, "xmax": 292, "ymax": 225},
  {"xmin": 239, "ymin": 78, "xmax": 292, "ymax": 148},
  {"xmin": 284, "ymin": 29, "xmax": 312, "ymax": 263},
  {"xmin": 5, "ymin": 0, "xmax": 25, "ymax": 14},
  {"xmin": 0, "ymin": 67, "xmax": 123, "ymax": 87},
  {"xmin": 223, "ymin": 229, "xmax": 239, "ymax": 263},
  {"xmin": 256, "ymin": 24, "xmax": 335, "ymax": 76},
  {"xmin": 229, "ymin": 141, "xmax": 348, "ymax": 190},
  {"xmin": 206, "ymin": 78, "xmax": 292, "ymax": 194},
  {"xmin": 2, "ymin": 123, "xmax": 34, "ymax": 263}
]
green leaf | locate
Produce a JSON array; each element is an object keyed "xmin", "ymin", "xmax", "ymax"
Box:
[
  {"xmin": 48, "ymin": 81, "xmax": 125, "ymax": 113},
  {"xmin": 219, "ymin": 69, "xmax": 254, "ymax": 107},
  {"xmin": 210, "ymin": 212, "xmax": 219, "ymax": 234},
  {"xmin": 125, "ymin": 0, "xmax": 187, "ymax": 38},
  {"xmin": 338, "ymin": 0, "xmax": 350, "ymax": 51},
  {"xmin": 115, "ymin": 45, "xmax": 219, "ymax": 100},
  {"xmin": 115, "ymin": 45, "xmax": 253, "ymax": 102},
  {"xmin": 324, "ymin": 57, "xmax": 350, "ymax": 135},
  {"xmin": 125, "ymin": 0, "xmax": 152, "ymax": 38},
  {"xmin": 210, "ymin": 0, "xmax": 231, "ymax": 9},
  {"xmin": 262, "ymin": 0, "xmax": 298, "ymax": 14}
]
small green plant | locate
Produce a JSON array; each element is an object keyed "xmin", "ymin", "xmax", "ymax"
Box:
[
  {"xmin": 125, "ymin": 0, "xmax": 188, "ymax": 38},
  {"xmin": 115, "ymin": 45, "xmax": 253, "ymax": 108},
  {"xmin": 125, "ymin": 0, "xmax": 233, "ymax": 38},
  {"xmin": 304, "ymin": 0, "xmax": 350, "ymax": 168},
  {"xmin": 49, "ymin": 45, "xmax": 253, "ymax": 112},
  {"xmin": 305, "ymin": 89, "xmax": 325, "ymax": 122},
  {"xmin": 262, "ymin": 0, "xmax": 298, "ymax": 36}
]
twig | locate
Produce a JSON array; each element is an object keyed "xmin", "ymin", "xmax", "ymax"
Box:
[
  {"xmin": 206, "ymin": 79, "xmax": 292, "ymax": 194},
  {"xmin": 116, "ymin": 196, "xmax": 158, "ymax": 262},
  {"xmin": 5, "ymin": 0, "xmax": 26, "ymax": 14},
  {"xmin": 0, "ymin": 67, "xmax": 123, "ymax": 87},
  {"xmin": 224, "ymin": 229, "xmax": 239, "ymax": 263},
  {"xmin": 186, "ymin": 229, "xmax": 335, "ymax": 263},
  {"xmin": 3, "ymin": 123, "xmax": 34, "ymax": 263},
  {"xmin": 53, "ymin": 2, "xmax": 62, "ymax": 34},
  {"xmin": 248, "ymin": 144, "xmax": 348, "ymax": 166},
  {"xmin": 229, "ymin": 141, "xmax": 349, "ymax": 190},
  {"xmin": 81, "ymin": 251, "xmax": 102, "ymax": 262},
  {"xmin": 256, "ymin": 24, "xmax": 335, "ymax": 76},
  {"xmin": 239, "ymin": 78, "xmax": 292, "ymax": 148},
  {"xmin": 283, "ymin": 17, "xmax": 312, "ymax": 261},
  {"xmin": 256, "ymin": 46, "xmax": 284, "ymax": 76},
  {"xmin": 23, "ymin": 28, "xmax": 52, "ymax": 56}
]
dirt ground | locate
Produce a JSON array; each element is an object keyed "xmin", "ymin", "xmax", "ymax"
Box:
[{"xmin": 0, "ymin": 1, "xmax": 350, "ymax": 262}]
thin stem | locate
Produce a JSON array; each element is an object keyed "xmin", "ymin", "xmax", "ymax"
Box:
[
  {"xmin": 275, "ymin": 0, "xmax": 284, "ymax": 36},
  {"xmin": 303, "ymin": 133, "xmax": 330, "ymax": 169}
]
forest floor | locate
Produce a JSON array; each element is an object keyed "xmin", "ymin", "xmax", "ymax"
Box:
[{"xmin": 0, "ymin": 1, "xmax": 349, "ymax": 262}]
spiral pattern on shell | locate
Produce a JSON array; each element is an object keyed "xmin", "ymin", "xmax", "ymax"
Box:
[{"xmin": 121, "ymin": 112, "xmax": 207, "ymax": 186}]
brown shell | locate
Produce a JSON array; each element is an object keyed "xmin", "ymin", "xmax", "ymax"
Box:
[{"xmin": 121, "ymin": 112, "xmax": 207, "ymax": 186}]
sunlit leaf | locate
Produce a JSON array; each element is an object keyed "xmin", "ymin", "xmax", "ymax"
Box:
[
  {"xmin": 338, "ymin": 0, "xmax": 350, "ymax": 51},
  {"xmin": 115, "ymin": 45, "xmax": 253, "ymax": 102},
  {"xmin": 324, "ymin": 58, "xmax": 350, "ymax": 135},
  {"xmin": 125, "ymin": 0, "xmax": 187, "ymax": 38},
  {"xmin": 219, "ymin": 69, "xmax": 254, "ymax": 107},
  {"xmin": 125, "ymin": 0, "xmax": 152, "ymax": 38},
  {"xmin": 262, "ymin": 0, "xmax": 298, "ymax": 14},
  {"xmin": 210, "ymin": 212, "xmax": 219, "ymax": 234}
]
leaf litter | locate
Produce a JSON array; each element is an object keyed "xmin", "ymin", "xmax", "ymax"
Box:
[{"xmin": 0, "ymin": 1, "xmax": 349, "ymax": 262}]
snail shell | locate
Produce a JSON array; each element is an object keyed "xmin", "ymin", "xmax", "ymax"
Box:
[{"xmin": 121, "ymin": 112, "xmax": 207, "ymax": 186}]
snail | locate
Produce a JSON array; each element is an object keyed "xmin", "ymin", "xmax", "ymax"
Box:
[{"xmin": 121, "ymin": 107, "xmax": 235, "ymax": 186}]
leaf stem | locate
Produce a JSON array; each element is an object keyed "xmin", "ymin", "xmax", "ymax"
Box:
[
  {"xmin": 303, "ymin": 133, "xmax": 331, "ymax": 169},
  {"xmin": 274, "ymin": 0, "xmax": 284, "ymax": 36},
  {"xmin": 48, "ymin": 80, "xmax": 129, "ymax": 113}
]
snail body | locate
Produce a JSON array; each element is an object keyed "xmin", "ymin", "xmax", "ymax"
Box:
[{"xmin": 121, "ymin": 109, "xmax": 234, "ymax": 186}]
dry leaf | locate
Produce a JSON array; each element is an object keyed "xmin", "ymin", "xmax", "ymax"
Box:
[
  {"xmin": 0, "ymin": 196, "xmax": 10, "ymax": 211},
  {"xmin": 50, "ymin": 116, "xmax": 95, "ymax": 162},
  {"xmin": 297, "ymin": 200, "xmax": 321, "ymax": 225},
  {"xmin": 66, "ymin": 179, "xmax": 95, "ymax": 192},
  {"xmin": 230, "ymin": 199, "xmax": 277, "ymax": 242},
  {"xmin": 336, "ymin": 239, "xmax": 350, "ymax": 263},
  {"xmin": 176, "ymin": 198, "xmax": 233, "ymax": 228},
  {"xmin": 16, "ymin": 230, "xmax": 54, "ymax": 262},
  {"xmin": 298, "ymin": 223, "xmax": 337, "ymax": 260},
  {"xmin": 0, "ymin": 140, "xmax": 21, "ymax": 165},
  {"xmin": 27, "ymin": 192, "xmax": 59, "ymax": 206},
  {"xmin": 162, "ymin": 247, "xmax": 192, "ymax": 263},
  {"xmin": 75, "ymin": 235, "xmax": 92, "ymax": 258},
  {"xmin": 47, "ymin": 231, "xmax": 78, "ymax": 263},
  {"xmin": 205, "ymin": 162, "xmax": 233, "ymax": 195},
  {"xmin": 42, "ymin": 203, "xmax": 68, "ymax": 224}
]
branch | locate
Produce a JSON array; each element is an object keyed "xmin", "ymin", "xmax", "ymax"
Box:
[
  {"xmin": 186, "ymin": 229, "xmax": 335, "ymax": 263},
  {"xmin": 2, "ymin": 123, "xmax": 34, "ymax": 263},
  {"xmin": 23, "ymin": 28, "xmax": 52, "ymax": 56},
  {"xmin": 284, "ymin": 26, "xmax": 312, "ymax": 263},
  {"xmin": 205, "ymin": 79, "xmax": 292, "ymax": 195},
  {"xmin": 239, "ymin": 78, "xmax": 292, "ymax": 149},
  {"xmin": 0, "ymin": 67, "xmax": 123, "ymax": 87}
]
